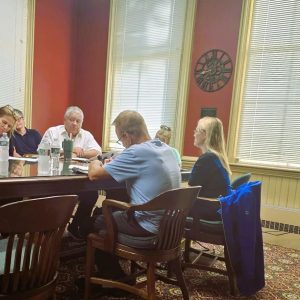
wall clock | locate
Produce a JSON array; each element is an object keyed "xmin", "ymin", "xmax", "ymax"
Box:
[{"xmin": 194, "ymin": 49, "xmax": 233, "ymax": 92}]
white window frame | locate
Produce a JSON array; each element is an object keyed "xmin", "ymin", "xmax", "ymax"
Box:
[
  {"xmin": 228, "ymin": 0, "xmax": 300, "ymax": 171},
  {"xmin": 102, "ymin": 0, "xmax": 196, "ymax": 153},
  {"xmin": 0, "ymin": 0, "xmax": 35, "ymax": 126}
]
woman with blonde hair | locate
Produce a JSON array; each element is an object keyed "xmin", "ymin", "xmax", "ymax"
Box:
[
  {"xmin": 0, "ymin": 105, "xmax": 17, "ymax": 137},
  {"xmin": 188, "ymin": 116, "xmax": 231, "ymax": 219}
]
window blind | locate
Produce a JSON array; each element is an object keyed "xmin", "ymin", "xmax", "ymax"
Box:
[
  {"xmin": 0, "ymin": 0, "xmax": 27, "ymax": 111},
  {"xmin": 237, "ymin": 0, "xmax": 300, "ymax": 169},
  {"xmin": 107, "ymin": 0, "xmax": 188, "ymax": 148}
]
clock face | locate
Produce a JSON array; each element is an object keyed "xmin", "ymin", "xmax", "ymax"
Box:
[{"xmin": 194, "ymin": 49, "xmax": 233, "ymax": 92}]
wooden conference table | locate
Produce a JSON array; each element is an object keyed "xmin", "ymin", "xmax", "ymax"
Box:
[
  {"xmin": 0, "ymin": 158, "xmax": 191, "ymax": 205},
  {"xmin": 0, "ymin": 159, "xmax": 124, "ymax": 205}
]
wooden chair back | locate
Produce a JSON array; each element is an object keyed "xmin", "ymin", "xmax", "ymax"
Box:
[
  {"xmin": 0, "ymin": 195, "xmax": 77, "ymax": 299},
  {"xmin": 138, "ymin": 187, "xmax": 200, "ymax": 250}
]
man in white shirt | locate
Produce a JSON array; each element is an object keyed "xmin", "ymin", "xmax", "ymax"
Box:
[
  {"xmin": 42, "ymin": 106, "xmax": 102, "ymax": 159},
  {"xmin": 42, "ymin": 106, "xmax": 102, "ymax": 238}
]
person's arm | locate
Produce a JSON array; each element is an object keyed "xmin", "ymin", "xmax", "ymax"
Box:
[
  {"xmin": 79, "ymin": 131, "xmax": 102, "ymax": 159},
  {"xmin": 88, "ymin": 160, "xmax": 112, "ymax": 181},
  {"xmin": 73, "ymin": 148, "xmax": 99, "ymax": 159}
]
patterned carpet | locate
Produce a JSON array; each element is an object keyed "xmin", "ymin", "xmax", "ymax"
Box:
[{"xmin": 56, "ymin": 240, "xmax": 300, "ymax": 300}]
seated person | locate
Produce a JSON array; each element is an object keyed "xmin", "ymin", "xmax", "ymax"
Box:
[
  {"xmin": 0, "ymin": 105, "xmax": 17, "ymax": 138},
  {"xmin": 188, "ymin": 116, "xmax": 232, "ymax": 220},
  {"xmin": 42, "ymin": 106, "xmax": 102, "ymax": 238},
  {"xmin": 86, "ymin": 110, "xmax": 181, "ymax": 280},
  {"xmin": 42, "ymin": 106, "xmax": 101, "ymax": 159},
  {"xmin": 10, "ymin": 109, "xmax": 42, "ymax": 157},
  {"xmin": 155, "ymin": 124, "xmax": 181, "ymax": 167}
]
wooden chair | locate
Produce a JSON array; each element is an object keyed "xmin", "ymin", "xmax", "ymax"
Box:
[
  {"xmin": 183, "ymin": 175, "xmax": 254, "ymax": 297},
  {"xmin": 231, "ymin": 173, "xmax": 251, "ymax": 190},
  {"xmin": 84, "ymin": 186, "xmax": 201, "ymax": 300},
  {"xmin": 0, "ymin": 195, "xmax": 78, "ymax": 299},
  {"xmin": 183, "ymin": 197, "xmax": 238, "ymax": 295}
]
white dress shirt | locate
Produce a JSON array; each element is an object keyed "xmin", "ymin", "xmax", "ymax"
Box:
[{"xmin": 42, "ymin": 125, "xmax": 101, "ymax": 153}]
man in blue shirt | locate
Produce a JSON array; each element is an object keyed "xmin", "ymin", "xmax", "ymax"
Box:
[
  {"xmin": 88, "ymin": 110, "xmax": 180, "ymax": 279},
  {"xmin": 10, "ymin": 109, "xmax": 42, "ymax": 156}
]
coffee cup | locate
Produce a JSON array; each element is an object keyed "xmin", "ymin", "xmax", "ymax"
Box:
[{"xmin": 62, "ymin": 138, "xmax": 73, "ymax": 161}]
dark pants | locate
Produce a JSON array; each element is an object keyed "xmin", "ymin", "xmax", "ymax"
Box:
[{"xmin": 70, "ymin": 191, "xmax": 99, "ymax": 231}]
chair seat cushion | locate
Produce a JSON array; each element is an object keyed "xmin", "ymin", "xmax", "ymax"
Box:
[
  {"xmin": 185, "ymin": 217, "xmax": 224, "ymax": 237},
  {"xmin": 99, "ymin": 230, "xmax": 158, "ymax": 249}
]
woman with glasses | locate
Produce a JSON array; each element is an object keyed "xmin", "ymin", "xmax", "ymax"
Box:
[
  {"xmin": 0, "ymin": 105, "xmax": 17, "ymax": 137},
  {"xmin": 155, "ymin": 125, "xmax": 181, "ymax": 167},
  {"xmin": 10, "ymin": 109, "xmax": 42, "ymax": 157},
  {"xmin": 188, "ymin": 116, "xmax": 232, "ymax": 220}
]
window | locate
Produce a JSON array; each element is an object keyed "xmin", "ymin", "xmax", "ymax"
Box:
[
  {"xmin": 0, "ymin": 0, "xmax": 28, "ymax": 111},
  {"xmin": 233, "ymin": 0, "xmax": 300, "ymax": 169},
  {"xmin": 104, "ymin": 0, "xmax": 195, "ymax": 149}
]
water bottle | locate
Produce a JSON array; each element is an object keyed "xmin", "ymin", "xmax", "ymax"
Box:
[
  {"xmin": 51, "ymin": 138, "xmax": 61, "ymax": 172},
  {"xmin": 0, "ymin": 161, "xmax": 8, "ymax": 177},
  {"xmin": 0, "ymin": 133, "xmax": 9, "ymax": 161},
  {"xmin": 38, "ymin": 138, "xmax": 51, "ymax": 175}
]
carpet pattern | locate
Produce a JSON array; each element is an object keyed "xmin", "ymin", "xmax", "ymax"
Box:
[{"xmin": 56, "ymin": 241, "xmax": 300, "ymax": 300}]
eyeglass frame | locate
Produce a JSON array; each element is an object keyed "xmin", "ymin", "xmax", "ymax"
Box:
[
  {"xmin": 194, "ymin": 128, "xmax": 205, "ymax": 134},
  {"xmin": 160, "ymin": 125, "xmax": 171, "ymax": 131}
]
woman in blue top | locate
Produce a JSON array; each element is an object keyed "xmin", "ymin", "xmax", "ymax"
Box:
[{"xmin": 188, "ymin": 116, "xmax": 232, "ymax": 220}]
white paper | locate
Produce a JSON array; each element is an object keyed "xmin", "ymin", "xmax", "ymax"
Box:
[
  {"xmin": 9, "ymin": 156, "xmax": 38, "ymax": 163},
  {"xmin": 68, "ymin": 164, "xmax": 88, "ymax": 174}
]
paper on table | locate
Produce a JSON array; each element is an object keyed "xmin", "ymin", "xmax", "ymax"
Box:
[
  {"xmin": 71, "ymin": 157, "xmax": 89, "ymax": 163},
  {"xmin": 9, "ymin": 156, "xmax": 38, "ymax": 163}
]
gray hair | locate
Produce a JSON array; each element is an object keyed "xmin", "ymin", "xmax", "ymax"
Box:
[{"xmin": 64, "ymin": 106, "xmax": 84, "ymax": 121}]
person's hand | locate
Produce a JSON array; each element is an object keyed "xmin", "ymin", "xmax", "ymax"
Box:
[
  {"xmin": 103, "ymin": 157, "xmax": 113, "ymax": 164},
  {"xmin": 88, "ymin": 160, "xmax": 103, "ymax": 172},
  {"xmin": 13, "ymin": 147, "xmax": 21, "ymax": 158},
  {"xmin": 73, "ymin": 147, "xmax": 85, "ymax": 157}
]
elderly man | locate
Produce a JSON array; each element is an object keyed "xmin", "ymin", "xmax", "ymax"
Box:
[
  {"xmin": 10, "ymin": 109, "xmax": 42, "ymax": 157},
  {"xmin": 43, "ymin": 106, "xmax": 102, "ymax": 238},
  {"xmin": 42, "ymin": 106, "xmax": 101, "ymax": 158},
  {"xmin": 86, "ymin": 110, "xmax": 181, "ymax": 280}
]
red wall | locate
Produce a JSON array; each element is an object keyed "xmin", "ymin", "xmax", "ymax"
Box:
[
  {"xmin": 32, "ymin": 0, "xmax": 109, "ymax": 144},
  {"xmin": 183, "ymin": 0, "xmax": 243, "ymax": 156},
  {"xmin": 32, "ymin": 0, "xmax": 242, "ymax": 155},
  {"xmin": 32, "ymin": 0, "xmax": 77, "ymax": 134},
  {"xmin": 73, "ymin": 0, "xmax": 110, "ymax": 143}
]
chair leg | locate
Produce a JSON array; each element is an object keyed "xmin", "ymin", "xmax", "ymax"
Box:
[
  {"xmin": 169, "ymin": 257, "xmax": 189, "ymax": 300},
  {"xmin": 147, "ymin": 263, "xmax": 156, "ymax": 300},
  {"xmin": 84, "ymin": 239, "xmax": 95, "ymax": 300},
  {"xmin": 224, "ymin": 245, "xmax": 238, "ymax": 296},
  {"xmin": 184, "ymin": 239, "xmax": 191, "ymax": 263}
]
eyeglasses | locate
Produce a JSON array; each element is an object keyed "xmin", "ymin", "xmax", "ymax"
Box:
[
  {"xmin": 194, "ymin": 128, "xmax": 205, "ymax": 134},
  {"xmin": 116, "ymin": 133, "xmax": 125, "ymax": 145},
  {"xmin": 160, "ymin": 125, "xmax": 171, "ymax": 131}
]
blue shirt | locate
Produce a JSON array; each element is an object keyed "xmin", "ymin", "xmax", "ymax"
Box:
[
  {"xmin": 9, "ymin": 128, "xmax": 42, "ymax": 156},
  {"xmin": 104, "ymin": 139, "xmax": 181, "ymax": 234}
]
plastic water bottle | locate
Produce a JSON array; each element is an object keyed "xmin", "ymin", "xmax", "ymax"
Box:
[
  {"xmin": 51, "ymin": 138, "xmax": 60, "ymax": 172},
  {"xmin": 38, "ymin": 139, "xmax": 51, "ymax": 175},
  {"xmin": 0, "ymin": 161, "xmax": 8, "ymax": 177},
  {"xmin": 0, "ymin": 133, "xmax": 9, "ymax": 161}
]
